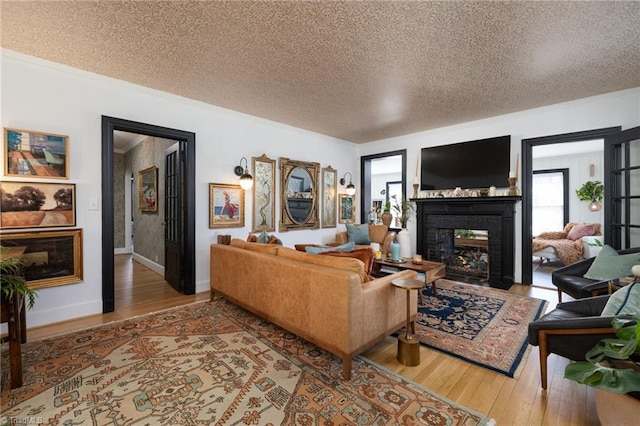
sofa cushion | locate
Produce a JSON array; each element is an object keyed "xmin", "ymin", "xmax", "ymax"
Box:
[
  {"xmin": 230, "ymin": 238, "xmax": 279, "ymax": 255},
  {"xmin": 601, "ymin": 282, "xmax": 640, "ymax": 316},
  {"xmin": 305, "ymin": 241, "xmax": 355, "ymax": 254},
  {"xmin": 583, "ymin": 245, "xmax": 640, "ymax": 280},
  {"xmin": 277, "ymin": 247, "xmax": 367, "ymax": 283},
  {"xmin": 320, "ymin": 247, "xmax": 374, "ymax": 279},
  {"xmin": 346, "ymin": 223, "xmax": 370, "ymax": 244},
  {"xmin": 567, "ymin": 223, "xmax": 597, "ymax": 240}
]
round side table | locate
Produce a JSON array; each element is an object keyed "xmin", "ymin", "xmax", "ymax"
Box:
[{"xmin": 391, "ymin": 277, "xmax": 424, "ymax": 366}]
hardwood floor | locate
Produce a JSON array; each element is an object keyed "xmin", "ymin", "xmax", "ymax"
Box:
[{"xmin": 24, "ymin": 256, "xmax": 598, "ymax": 425}]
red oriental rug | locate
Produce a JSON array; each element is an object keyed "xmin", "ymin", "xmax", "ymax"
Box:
[{"xmin": 1, "ymin": 298, "xmax": 492, "ymax": 425}]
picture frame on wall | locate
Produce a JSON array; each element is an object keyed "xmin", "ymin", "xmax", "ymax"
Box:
[
  {"xmin": 4, "ymin": 127, "xmax": 70, "ymax": 179},
  {"xmin": 138, "ymin": 166, "xmax": 158, "ymax": 213},
  {"xmin": 338, "ymin": 193, "xmax": 355, "ymax": 224},
  {"xmin": 0, "ymin": 181, "xmax": 76, "ymax": 229},
  {"xmin": 252, "ymin": 154, "xmax": 276, "ymax": 232},
  {"xmin": 321, "ymin": 166, "xmax": 337, "ymax": 228},
  {"xmin": 0, "ymin": 228, "xmax": 83, "ymax": 289},
  {"xmin": 209, "ymin": 183, "xmax": 244, "ymax": 228}
]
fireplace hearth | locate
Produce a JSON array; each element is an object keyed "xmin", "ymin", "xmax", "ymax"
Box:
[{"xmin": 413, "ymin": 196, "xmax": 521, "ymax": 289}]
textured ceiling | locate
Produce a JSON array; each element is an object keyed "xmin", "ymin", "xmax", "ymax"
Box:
[{"xmin": 2, "ymin": 1, "xmax": 639, "ymax": 143}]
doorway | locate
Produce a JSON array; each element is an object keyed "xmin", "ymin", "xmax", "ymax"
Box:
[
  {"xmin": 101, "ymin": 116, "xmax": 196, "ymax": 313},
  {"xmin": 521, "ymin": 127, "xmax": 621, "ymax": 285}
]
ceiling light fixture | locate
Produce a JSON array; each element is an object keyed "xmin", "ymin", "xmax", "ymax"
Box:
[
  {"xmin": 234, "ymin": 157, "xmax": 253, "ymax": 190},
  {"xmin": 340, "ymin": 172, "xmax": 356, "ymax": 196}
]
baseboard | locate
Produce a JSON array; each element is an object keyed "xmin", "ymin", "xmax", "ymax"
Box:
[
  {"xmin": 132, "ymin": 252, "xmax": 164, "ymax": 276},
  {"xmin": 114, "ymin": 247, "xmax": 133, "ymax": 255}
]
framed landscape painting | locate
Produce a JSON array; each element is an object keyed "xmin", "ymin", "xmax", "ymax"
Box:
[
  {"xmin": 322, "ymin": 166, "xmax": 337, "ymax": 228},
  {"xmin": 0, "ymin": 228, "xmax": 83, "ymax": 289},
  {"xmin": 209, "ymin": 183, "xmax": 244, "ymax": 228},
  {"xmin": 252, "ymin": 154, "xmax": 275, "ymax": 232},
  {"xmin": 338, "ymin": 193, "xmax": 355, "ymax": 224},
  {"xmin": 4, "ymin": 127, "xmax": 69, "ymax": 179},
  {"xmin": 0, "ymin": 181, "xmax": 76, "ymax": 229}
]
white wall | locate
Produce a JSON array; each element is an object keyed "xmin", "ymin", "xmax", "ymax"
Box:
[
  {"xmin": 1, "ymin": 50, "xmax": 359, "ymax": 327},
  {"xmin": 359, "ymin": 87, "xmax": 640, "ymax": 283},
  {"xmin": 533, "ymin": 151, "xmax": 604, "ymax": 225}
]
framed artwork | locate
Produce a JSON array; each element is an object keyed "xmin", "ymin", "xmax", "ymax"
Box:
[
  {"xmin": 252, "ymin": 154, "xmax": 275, "ymax": 232},
  {"xmin": 209, "ymin": 183, "xmax": 244, "ymax": 228},
  {"xmin": 338, "ymin": 193, "xmax": 355, "ymax": 224},
  {"xmin": 0, "ymin": 181, "xmax": 76, "ymax": 229},
  {"xmin": 321, "ymin": 166, "xmax": 337, "ymax": 228},
  {"xmin": 0, "ymin": 228, "xmax": 83, "ymax": 289},
  {"xmin": 138, "ymin": 166, "xmax": 158, "ymax": 213},
  {"xmin": 4, "ymin": 127, "xmax": 70, "ymax": 179}
]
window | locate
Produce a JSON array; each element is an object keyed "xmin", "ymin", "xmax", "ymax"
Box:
[{"xmin": 532, "ymin": 169, "xmax": 568, "ymax": 236}]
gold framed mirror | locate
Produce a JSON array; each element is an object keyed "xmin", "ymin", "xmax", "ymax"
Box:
[{"xmin": 279, "ymin": 157, "xmax": 320, "ymax": 231}]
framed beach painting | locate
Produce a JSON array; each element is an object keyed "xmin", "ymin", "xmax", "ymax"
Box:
[
  {"xmin": 0, "ymin": 181, "xmax": 76, "ymax": 229},
  {"xmin": 138, "ymin": 166, "xmax": 158, "ymax": 213},
  {"xmin": 0, "ymin": 228, "xmax": 83, "ymax": 289},
  {"xmin": 322, "ymin": 166, "xmax": 337, "ymax": 228},
  {"xmin": 209, "ymin": 183, "xmax": 244, "ymax": 228},
  {"xmin": 252, "ymin": 154, "xmax": 276, "ymax": 232},
  {"xmin": 4, "ymin": 127, "xmax": 69, "ymax": 179},
  {"xmin": 338, "ymin": 193, "xmax": 355, "ymax": 224}
]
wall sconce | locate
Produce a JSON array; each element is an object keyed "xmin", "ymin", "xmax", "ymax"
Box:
[
  {"xmin": 234, "ymin": 157, "xmax": 253, "ymax": 190},
  {"xmin": 340, "ymin": 172, "xmax": 356, "ymax": 196}
]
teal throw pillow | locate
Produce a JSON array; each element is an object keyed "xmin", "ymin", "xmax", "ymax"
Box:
[
  {"xmin": 583, "ymin": 245, "xmax": 640, "ymax": 281},
  {"xmin": 601, "ymin": 282, "xmax": 640, "ymax": 316},
  {"xmin": 305, "ymin": 241, "xmax": 355, "ymax": 254},
  {"xmin": 346, "ymin": 224, "xmax": 370, "ymax": 244}
]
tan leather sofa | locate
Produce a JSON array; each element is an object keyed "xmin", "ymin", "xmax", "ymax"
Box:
[{"xmin": 210, "ymin": 238, "xmax": 418, "ymax": 380}]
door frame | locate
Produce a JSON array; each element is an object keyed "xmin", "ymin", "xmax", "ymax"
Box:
[
  {"xmin": 521, "ymin": 126, "xmax": 621, "ymax": 285},
  {"xmin": 101, "ymin": 116, "xmax": 196, "ymax": 313}
]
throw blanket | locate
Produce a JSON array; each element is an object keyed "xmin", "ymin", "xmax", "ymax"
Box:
[{"xmin": 532, "ymin": 231, "xmax": 584, "ymax": 264}]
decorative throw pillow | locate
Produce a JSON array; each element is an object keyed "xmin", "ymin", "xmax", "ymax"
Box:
[
  {"xmin": 246, "ymin": 234, "xmax": 258, "ymax": 242},
  {"xmin": 305, "ymin": 241, "xmax": 356, "ymax": 254},
  {"xmin": 346, "ymin": 224, "xmax": 370, "ymax": 244},
  {"xmin": 601, "ymin": 282, "xmax": 640, "ymax": 316},
  {"xmin": 319, "ymin": 247, "xmax": 375, "ymax": 277},
  {"xmin": 256, "ymin": 230, "xmax": 270, "ymax": 243},
  {"xmin": 566, "ymin": 223, "xmax": 597, "ymax": 240},
  {"xmin": 583, "ymin": 245, "xmax": 640, "ymax": 280}
]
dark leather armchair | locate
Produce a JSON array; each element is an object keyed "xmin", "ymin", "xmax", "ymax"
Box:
[
  {"xmin": 528, "ymin": 295, "xmax": 615, "ymax": 389},
  {"xmin": 551, "ymin": 246, "xmax": 640, "ymax": 302}
]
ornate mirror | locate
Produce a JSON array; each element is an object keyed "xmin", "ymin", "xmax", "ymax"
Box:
[{"xmin": 279, "ymin": 157, "xmax": 320, "ymax": 231}]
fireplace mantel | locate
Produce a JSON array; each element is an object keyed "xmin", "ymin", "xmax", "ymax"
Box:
[{"xmin": 412, "ymin": 196, "xmax": 521, "ymax": 289}]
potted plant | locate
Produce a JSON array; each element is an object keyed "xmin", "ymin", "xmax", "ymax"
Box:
[
  {"xmin": 390, "ymin": 196, "xmax": 415, "ymax": 228},
  {"xmin": 576, "ymin": 180, "xmax": 604, "ymax": 211},
  {"xmin": 0, "ymin": 248, "xmax": 37, "ymax": 309},
  {"xmin": 564, "ymin": 314, "xmax": 640, "ymax": 423},
  {"xmin": 381, "ymin": 201, "xmax": 393, "ymax": 227}
]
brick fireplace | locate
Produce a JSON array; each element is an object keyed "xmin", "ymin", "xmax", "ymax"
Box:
[{"xmin": 413, "ymin": 196, "xmax": 521, "ymax": 289}]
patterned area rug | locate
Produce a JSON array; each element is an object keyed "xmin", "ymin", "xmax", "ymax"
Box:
[
  {"xmin": 1, "ymin": 298, "xmax": 491, "ymax": 425},
  {"xmin": 411, "ymin": 279, "xmax": 548, "ymax": 378}
]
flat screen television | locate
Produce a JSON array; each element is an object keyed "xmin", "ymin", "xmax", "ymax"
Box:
[{"xmin": 420, "ymin": 135, "xmax": 511, "ymax": 191}]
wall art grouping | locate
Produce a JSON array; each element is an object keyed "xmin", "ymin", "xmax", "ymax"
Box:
[
  {"xmin": 252, "ymin": 154, "xmax": 275, "ymax": 232},
  {"xmin": 2, "ymin": 127, "xmax": 83, "ymax": 289}
]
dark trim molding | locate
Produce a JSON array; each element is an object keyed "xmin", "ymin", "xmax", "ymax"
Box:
[
  {"xmin": 521, "ymin": 126, "xmax": 621, "ymax": 285},
  {"xmin": 360, "ymin": 150, "xmax": 407, "ymax": 224},
  {"xmin": 101, "ymin": 116, "xmax": 196, "ymax": 313}
]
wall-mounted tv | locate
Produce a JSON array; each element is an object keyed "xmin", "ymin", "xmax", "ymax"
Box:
[{"xmin": 420, "ymin": 135, "xmax": 511, "ymax": 191}]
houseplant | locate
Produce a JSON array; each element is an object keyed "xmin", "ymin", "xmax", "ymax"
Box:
[
  {"xmin": 0, "ymin": 247, "xmax": 37, "ymax": 309},
  {"xmin": 564, "ymin": 314, "xmax": 640, "ymax": 423},
  {"xmin": 576, "ymin": 180, "xmax": 604, "ymax": 203},
  {"xmin": 390, "ymin": 196, "xmax": 415, "ymax": 228}
]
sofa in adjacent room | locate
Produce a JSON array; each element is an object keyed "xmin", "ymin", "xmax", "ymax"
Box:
[{"xmin": 210, "ymin": 238, "xmax": 418, "ymax": 380}]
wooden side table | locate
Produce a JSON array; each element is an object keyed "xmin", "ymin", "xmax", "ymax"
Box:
[
  {"xmin": 391, "ymin": 278, "xmax": 424, "ymax": 366},
  {"xmin": 374, "ymin": 258, "xmax": 445, "ymax": 302}
]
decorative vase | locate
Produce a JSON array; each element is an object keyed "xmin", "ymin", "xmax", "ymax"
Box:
[
  {"xmin": 390, "ymin": 241, "xmax": 401, "ymax": 261},
  {"xmin": 381, "ymin": 210, "xmax": 392, "ymax": 227},
  {"xmin": 397, "ymin": 228, "xmax": 411, "ymax": 258}
]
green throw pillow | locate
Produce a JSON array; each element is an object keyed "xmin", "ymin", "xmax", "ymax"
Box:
[
  {"xmin": 601, "ymin": 282, "xmax": 640, "ymax": 316},
  {"xmin": 583, "ymin": 245, "xmax": 640, "ymax": 280},
  {"xmin": 346, "ymin": 224, "xmax": 370, "ymax": 244},
  {"xmin": 305, "ymin": 241, "xmax": 356, "ymax": 254}
]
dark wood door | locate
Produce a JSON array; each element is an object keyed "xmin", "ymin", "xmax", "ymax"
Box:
[
  {"xmin": 164, "ymin": 143, "xmax": 183, "ymax": 291},
  {"xmin": 604, "ymin": 126, "xmax": 640, "ymax": 249}
]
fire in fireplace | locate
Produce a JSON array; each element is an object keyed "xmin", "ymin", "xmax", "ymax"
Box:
[{"xmin": 434, "ymin": 229, "xmax": 489, "ymax": 282}]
